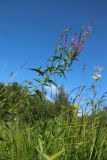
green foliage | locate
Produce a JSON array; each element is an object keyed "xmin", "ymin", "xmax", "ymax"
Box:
[
  {"xmin": 0, "ymin": 111, "xmax": 107, "ymax": 160},
  {"xmin": 0, "ymin": 81, "xmax": 107, "ymax": 159},
  {"xmin": 0, "ymin": 82, "xmax": 70, "ymax": 122}
]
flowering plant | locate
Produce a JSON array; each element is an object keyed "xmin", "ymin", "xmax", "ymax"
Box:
[{"xmin": 29, "ymin": 21, "xmax": 93, "ymax": 98}]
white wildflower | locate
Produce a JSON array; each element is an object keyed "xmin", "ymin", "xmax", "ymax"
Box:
[{"xmin": 92, "ymin": 73, "xmax": 101, "ymax": 80}]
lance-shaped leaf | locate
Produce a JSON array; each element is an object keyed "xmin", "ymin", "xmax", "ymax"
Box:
[
  {"xmin": 47, "ymin": 79, "xmax": 58, "ymax": 88},
  {"xmin": 30, "ymin": 68, "xmax": 44, "ymax": 76},
  {"xmin": 43, "ymin": 83, "xmax": 50, "ymax": 87},
  {"xmin": 45, "ymin": 66, "xmax": 55, "ymax": 73},
  {"xmin": 59, "ymin": 69, "xmax": 67, "ymax": 79},
  {"xmin": 52, "ymin": 55, "xmax": 62, "ymax": 61},
  {"xmin": 48, "ymin": 59, "xmax": 54, "ymax": 63},
  {"xmin": 54, "ymin": 45, "xmax": 60, "ymax": 53}
]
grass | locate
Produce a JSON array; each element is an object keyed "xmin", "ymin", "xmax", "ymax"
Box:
[{"xmin": 0, "ymin": 108, "xmax": 107, "ymax": 160}]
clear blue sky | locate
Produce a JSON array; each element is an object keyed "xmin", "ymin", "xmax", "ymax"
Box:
[{"xmin": 0, "ymin": 0, "xmax": 107, "ymax": 94}]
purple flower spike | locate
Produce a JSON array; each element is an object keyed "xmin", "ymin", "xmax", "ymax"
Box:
[
  {"xmin": 77, "ymin": 43, "xmax": 84, "ymax": 52},
  {"xmin": 71, "ymin": 33, "xmax": 78, "ymax": 45},
  {"xmin": 87, "ymin": 25, "xmax": 92, "ymax": 33},
  {"xmin": 83, "ymin": 25, "xmax": 93, "ymax": 38}
]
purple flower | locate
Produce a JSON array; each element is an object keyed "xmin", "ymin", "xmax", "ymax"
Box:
[
  {"xmin": 87, "ymin": 25, "xmax": 92, "ymax": 33},
  {"xmin": 84, "ymin": 25, "xmax": 93, "ymax": 36},
  {"xmin": 71, "ymin": 33, "xmax": 78, "ymax": 45},
  {"xmin": 64, "ymin": 34, "xmax": 68, "ymax": 49},
  {"xmin": 84, "ymin": 31, "xmax": 89, "ymax": 36},
  {"xmin": 77, "ymin": 43, "xmax": 84, "ymax": 52}
]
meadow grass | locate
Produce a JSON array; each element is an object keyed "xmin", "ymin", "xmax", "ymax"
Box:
[{"xmin": 0, "ymin": 106, "xmax": 107, "ymax": 160}]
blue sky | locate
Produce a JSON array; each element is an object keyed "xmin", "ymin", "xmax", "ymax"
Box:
[{"xmin": 0, "ymin": 0, "xmax": 107, "ymax": 95}]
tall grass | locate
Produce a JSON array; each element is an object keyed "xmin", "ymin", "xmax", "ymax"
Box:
[{"xmin": 0, "ymin": 104, "xmax": 107, "ymax": 160}]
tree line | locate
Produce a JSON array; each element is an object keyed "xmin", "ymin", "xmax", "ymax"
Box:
[{"xmin": 0, "ymin": 82, "xmax": 70, "ymax": 122}]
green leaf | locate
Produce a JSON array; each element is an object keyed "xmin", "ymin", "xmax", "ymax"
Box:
[
  {"xmin": 53, "ymin": 55, "xmax": 61, "ymax": 61},
  {"xmin": 49, "ymin": 149, "xmax": 64, "ymax": 160},
  {"xmin": 47, "ymin": 79, "xmax": 58, "ymax": 88},
  {"xmin": 54, "ymin": 45, "xmax": 60, "ymax": 53},
  {"xmin": 43, "ymin": 83, "xmax": 50, "ymax": 87},
  {"xmin": 30, "ymin": 68, "xmax": 44, "ymax": 76},
  {"xmin": 59, "ymin": 69, "xmax": 66, "ymax": 79},
  {"xmin": 46, "ymin": 66, "xmax": 55, "ymax": 73}
]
